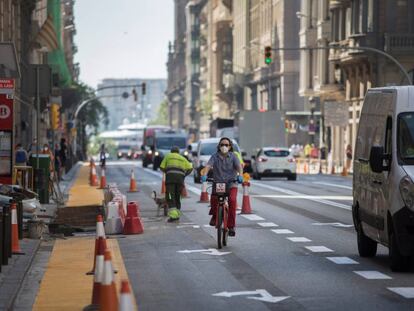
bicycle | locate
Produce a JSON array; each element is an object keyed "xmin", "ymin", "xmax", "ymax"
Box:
[{"xmin": 207, "ymin": 178, "xmax": 237, "ymax": 249}]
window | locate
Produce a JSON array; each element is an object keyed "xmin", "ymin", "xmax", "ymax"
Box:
[
  {"xmin": 263, "ymin": 149, "xmax": 290, "ymax": 157},
  {"xmin": 367, "ymin": 0, "xmax": 374, "ymax": 32},
  {"xmin": 398, "ymin": 113, "xmax": 414, "ymax": 165}
]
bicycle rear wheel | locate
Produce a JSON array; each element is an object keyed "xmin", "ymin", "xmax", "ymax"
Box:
[{"xmin": 217, "ymin": 205, "xmax": 223, "ymax": 249}]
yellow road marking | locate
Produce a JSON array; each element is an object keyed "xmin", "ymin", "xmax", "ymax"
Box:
[{"xmin": 33, "ymin": 237, "xmax": 137, "ymax": 311}]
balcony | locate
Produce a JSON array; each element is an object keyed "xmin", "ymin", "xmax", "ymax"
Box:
[{"xmin": 384, "ymin": 33, "xmax": 414, "ymax": 54}]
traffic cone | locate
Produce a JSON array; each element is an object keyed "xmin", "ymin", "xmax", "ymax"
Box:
[
  {"xmin": 128, "ymin": 169, "xmax": 138, "ymax": 192},
  {"xmin": 161, "ymin": 173, "xmax": 166, "ymax": 195},
  {"xmin": 199, "ymin": 181, "xmax": 209, "ymax": 203},
  {"xmin": 91, "ymin": 165, "xmax": 99, "ymax": 187},
  {"xmin": 87, "ymin": 215, "xmax": 107, "ymax": 275},
  {"xmin": 181, "ymin": 183, "xmax": 189, "ymax": 198},
  {"xmin": 331, "ymin": 162, "xmax": 336, "ymax": 174},
  {"xmin": 84, "ymin": 237, "xmax": 106, "ymax": 311},
  {"xmin": 99, "ymin": 250, "xmax": 118, "ymax": 311},
  {"xmin": 304, "ymin": 161, "xmax": 308, "ymax": 174},
  {"xmin": 341, "ymin": 166, "xmax": 348, "ymax": 177},
  {"xmin": 123, "ymin": 202, "xmax": 144, "ymax": 235},
  {"xmin": 11, "ymin": 202, "xmax": 24, "ymax": 255},
  {"xmin": 119, "ymin": 280, "xmax": 134, "ymax": 311},
  {"xmin": 100, "ymin": 168, "xmax": 107, "ymax": 189},
  {"xmin": 241, "ymin": 182, "xmax": 252, "ymax": 214}
]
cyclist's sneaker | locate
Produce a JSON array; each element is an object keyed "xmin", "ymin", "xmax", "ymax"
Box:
[
  {"xmin": 168, "ymin": 218, "xmax": 179, "ymax": 223},
  {"xmin": 228, "ymin": 228, "xmax": 236, "ymax": 237},
  {"xmin": 209, "ymin": 216, "xmax": 216, "ymax": 226}
]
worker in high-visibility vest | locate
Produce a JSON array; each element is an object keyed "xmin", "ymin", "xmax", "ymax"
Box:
[{"xmin": 160, "ymin": 146, "xmax": 193, "ymax": 222}]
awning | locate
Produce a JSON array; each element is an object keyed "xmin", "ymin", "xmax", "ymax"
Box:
[{"xmin": 35, "ymin": 15, "xmax": 59, "ymax": 51}]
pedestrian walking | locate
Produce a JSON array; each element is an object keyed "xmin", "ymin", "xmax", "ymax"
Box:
[
  {"xmin": 159, "ymin": 146, "xmax": 193, "ymax": 222},
  {"xmin": 54, "ymin": 144, "xmax": 61, "ymax": 181},
  {"xmin": 59, "ymin": 138, "xmax": 68, "ymax": 179},
  {"xmin": 346, "ymin": 144, "xmax": 353, "ymax": 171},
  {"xmin": 14, "ymin": 144, "xmax": 28, "ymax": 166},
  {"xmin": 99, "ymin": 144, "xmax": 106, "ymax": 169}
]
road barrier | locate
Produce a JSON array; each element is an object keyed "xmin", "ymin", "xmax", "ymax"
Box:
[
  {"xmin": 241, "ymin": 182, "xmax": 252, "ymax": 214},
  {"xmin": 119, "ymin": 280, "xmax": 134, "ymax": 311},
  {"xmin": 295, "ymin": 158, "xmax": 351, "ymax": 175},
  {"xmin": 199, "ymin": 181, "xmax": 209, "ymax": 203},
  {"xmin": 128, "ymin": 170, "xmax": 138, "ymax": 193}
]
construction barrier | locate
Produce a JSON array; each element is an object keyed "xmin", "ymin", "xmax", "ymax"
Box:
[{"xmin": 294, "ymin": 158, "xmax": 351, "ymax": 175}]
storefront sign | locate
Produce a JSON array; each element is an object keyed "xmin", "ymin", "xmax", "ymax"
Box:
[{"xmin": 0, "ymin": 79, "xmax": 14, "ymax": 183}]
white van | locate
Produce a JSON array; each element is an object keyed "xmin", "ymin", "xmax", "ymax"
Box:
[{"xmin": 353, "ymin": 86, "xmax": 414, "ymax": 271}]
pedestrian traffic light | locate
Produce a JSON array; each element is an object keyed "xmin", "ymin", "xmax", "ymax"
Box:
[
  {"xmin": 141, "ymin": 82, "xmax": 146, "ymax": 95},
  {"xmin": 132, "ymin": 88, "xmax": 137, "ymax": 101},
  {"xmin": 264, "ymin": 46, "xmax": 272, "ymax": 65},
  {"xmin": 50, "ymin": 103, "xmax": 60, "ymax": 130}
]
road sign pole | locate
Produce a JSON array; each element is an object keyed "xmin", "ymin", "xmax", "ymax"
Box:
[{"xmin": 36, "ymin": 66, "xmax": 40, "ymax": 169}]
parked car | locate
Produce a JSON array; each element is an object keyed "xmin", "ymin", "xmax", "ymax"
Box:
[
  {"xmin": 353, "ymin": 86, "xmax": 414, "ymax": 272},
  {"xmin": 193, "ymin": 138, "xmax": 241, "ymax": 183},
  {"xmin": 251, "ymin": 147, "xmax": 297, "ymax": 180}
]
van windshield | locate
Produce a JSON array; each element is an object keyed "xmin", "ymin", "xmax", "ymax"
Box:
[
  {"xmin": 156, "ymin": 137, "xmax": 186, "ymax": 149},
  {"xmin": 398, "ymin": 113, "xmax": 414, "ymax": 165}
]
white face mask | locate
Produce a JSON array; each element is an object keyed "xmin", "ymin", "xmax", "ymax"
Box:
[{"xmin": 220, "ymin": 146, "xmax": 229, "ymax": 154}]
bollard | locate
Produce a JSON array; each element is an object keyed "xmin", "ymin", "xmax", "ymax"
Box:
[{"xmin": 2, "ymin": 204, "xmax": 11, "ymax": 265}]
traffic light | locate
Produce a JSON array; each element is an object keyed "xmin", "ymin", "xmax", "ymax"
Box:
[
  {"xmin": 132, "ymin": 88, "xmax": 137, "ymax": 101},
  {"xmin": 50, "ymin": 103, "xmax": 60, "ymax": 130},
  {"xmin": 284, "ymin": 119, "xmax": 290, "ymax": 133},
  {"xmin": 264, "ymin": 46, "xmax": 272, "ymax": 65},
  {"xmin": 141, "ymin": 82, "xmax": 146, "ymax": 95}
]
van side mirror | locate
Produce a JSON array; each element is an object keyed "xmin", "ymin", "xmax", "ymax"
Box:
[
  {"xmin": 241, "ymin": 151, "xmax": 247, "ymax": 157},
  {"xmin": 251, "ymin": 155, "xmax": 256, "ymax": 160},
  {"xmin": 140, "ymin": 145, "xmax": 145, "ymax": 151},
  {"xmin": 187, "ymin": 145, "xmax": 192, "ymax": 151},
  {"xmin": 370, "ymin": 146, "xmax": 384, "ymax": 173},
  {"xmin": 192, "ymin": 151, "xmax": 197, "ymax": 157}
]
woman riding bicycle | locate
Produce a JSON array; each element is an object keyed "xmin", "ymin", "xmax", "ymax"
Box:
[{"xmin": 201, "ymin": 137, "xmax": 243, "ymax": 237}]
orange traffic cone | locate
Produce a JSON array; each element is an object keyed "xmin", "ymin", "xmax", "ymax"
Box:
[
  {"xmin": 304, "ymin": 161, "xmax": 309, "ymax": 174},
  {"xmin": 91, "ymin": 165, "xmax": 99, "ymax": 187},
  {"xmin": 128, "ymin": 169, "xmax": 138, "ymax": 192},
  {"xmin": 341, "ymin": 166, "xmax": 348, "ymax": 176},
  {"xmin": 87, "ymin": 215, "xmax": 107, "ymax": 275},
  {"xmin": 123, "ymin": 202, "xmax": 144, "ymax": 235},
  {"xmin": 199, "ymin": 181, "xmax": 209, "ymax": 203},
  {"xmin": 99, "ymin": 250, "xmax": 118, "ymax": 311},
  {"xmin": 181, "ymin": 183, "xmax": 189, "ymax": 198},
  {"xmin": 11, "ymin": 202, "xmax": 24, "ymax": 255},
  {"xmin": 119, "ymin": 280, "xmax": 134, "ymax": 311},
  {"xmin": 84, "ymin": 237, "xmax": 106, "ymax": 311},
  {"xmin": 100, "ymin": 168, "xmax": 107, "ymax": 189},
  {"xmin": 331, "ymin": 163, "xmax": 336, "ymax": 175},
  {"xmin": 161, "ymin": 173, "xmax": 166, "ymax": 195},
  {"xmin": 241, "ymin": 182, "xmax": 252, "ymax": 214}
]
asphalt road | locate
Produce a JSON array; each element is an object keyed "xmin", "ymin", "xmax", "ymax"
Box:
[{"xmin": 105, "ymin": 160, "xmax": 414, "ymax": 311}]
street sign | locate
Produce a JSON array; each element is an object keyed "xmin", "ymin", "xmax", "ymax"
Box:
[
  {"xmin": 213, "ymin": 289, "xmax": 290, "ymax": 303},
  {"xmin": 26, "ymin": 64, "xmax": 52, "ymax": 97},
  {"xmin": 324, "ymin": 101, "xmax": 349, "ymax": 127},
  {"xmin": 0, "ymin": 43, "xmax": 20, "ymax": 78}
]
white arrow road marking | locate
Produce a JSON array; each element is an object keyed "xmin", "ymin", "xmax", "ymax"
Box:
[
  {"xmin": 177, "ymin": 248, "xmax": 231, "ymax": 256},
  {"xmin": 251, "ymin": 182, "xmax": 351, "ymax": 210},
  {"xmin": 312, "ymin": 222, "xmax": 354, "ymax": 228},
  {"xmin": 213, "ymin": 289, "xmax": 290, "ymax": 303}
]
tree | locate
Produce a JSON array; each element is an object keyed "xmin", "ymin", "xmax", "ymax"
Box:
[{"xmin": 148, "ymin": 100, "xmax": 169, "ymax": 125}]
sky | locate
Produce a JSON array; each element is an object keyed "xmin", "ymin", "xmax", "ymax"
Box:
[{"xmin": 74, "ymin": 0, "xmax": 174, "ymax": 88}]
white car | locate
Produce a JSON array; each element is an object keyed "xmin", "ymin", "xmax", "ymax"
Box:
[{"xmin": 251, "ymin": 147, "xmax": 297, "ymax": 180}]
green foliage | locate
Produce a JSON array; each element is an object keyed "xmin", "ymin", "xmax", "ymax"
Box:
[{"xmin": 148, "ymin": 100, "xmax": 169, "ymax": 125}]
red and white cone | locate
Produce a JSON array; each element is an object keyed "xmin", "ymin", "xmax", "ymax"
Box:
[
  {"xmin": 84, "ymin": 237, "xmax": 106, "ymax": 311},
  {"xmin": 99, "ymin": 168, "xmax": 107, "ymax": 189},
  {"xmin": 87, "ymin": 215, "xmax": 107, "ymax": 275},
  {"xmin": 99, "ymin": 250, "xmax": 118, "ymax": 311},
  {"xmin": 11, "ymin": 202, "xmax": 24, "ymax": 254},
  {"xmin": 240, "ymin": 182, "xmax": 252, "ymax": 214},
  {"xmin": 198, "ymin": 181, "xmax": 209, "ymax": 203},
  {"xmin": 181, "ymin": 183, "xmax": 189, "ymax": 198},
  {"xmin": 128, "ymin": 169, "xmax": 138, "ymax": 192},
  {"xmin": 119, "ymin": 280, "xmax": 134, "ymax": 311},
  {"xmin": 91, "ymin": 165, "xmax": 99, "ymax": 187}
]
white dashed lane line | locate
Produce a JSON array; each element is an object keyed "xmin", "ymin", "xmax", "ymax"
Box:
[
  {"xmin": 353, "ymin": 271, "xmax": 392, "ymax": 280},
  {"xmin": 271, "ymin": 229, "xmax": 294, "ymax": 234},
  {"xmin": 312, "ymin": 181, "xmax": 352, "ymax": 190},
  {"xmin": 257, "ymin": 222, "xmax": 278, "ymax": 227},
  {"xmin": 305, "ymin": 246, "xmax": 334, "ymax": 253},
  {"xmin": 326, "ymin": 257, "xmax": 359, "ymax": 265},
  {"xmin": 286, "ymin": 237, "xmax": 312, "ymax": 243},
  {"xmin": 240, "ymin": 214, "xmax": 265, "ymax": 221},
  {"xmin": 387, "ymin": 288, "xmax": 414, "ymax": 299}
]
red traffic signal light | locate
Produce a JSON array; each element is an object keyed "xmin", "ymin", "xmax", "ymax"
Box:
[
  {"xmin": 132, "ymin": 88, "xmax": 137, "ymax": 101},
  {"xmin": 264, "ymin": 46, "xmax": 272, "ymax": 65},
  {"xmin": 141, "ymin": 82, "xmax": 146, "ymax": 95}
]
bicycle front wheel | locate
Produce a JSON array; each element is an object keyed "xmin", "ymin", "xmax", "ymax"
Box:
[{"xmin": 217, "ymin": 205, "xmax": 223, "ymax": 249}]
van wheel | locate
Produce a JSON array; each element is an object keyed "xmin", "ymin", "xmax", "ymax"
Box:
[
  {"xmin": 357, "ymin": 223, "xmax": 377, "ymax": 257},
  {"xmin": 389, "ymin": 231, "xmax": 410, "ymax": 272},
  {"xmin": 143, "ymin": 161, "xmax": 148, "ymax": 168},
  {"xmin": 288, "ymin": 174, "xmax": 297, "ymax": 181}
]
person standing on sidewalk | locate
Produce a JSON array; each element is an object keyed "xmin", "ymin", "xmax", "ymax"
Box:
[
  {"xmin": 15, "ymin": 144, "xmax": 28, "ymax": 166},
  {"xmin": 160, "ymin": 146, "xmax": 193, "ymax": 222}
]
